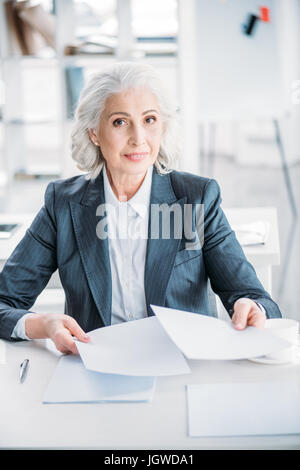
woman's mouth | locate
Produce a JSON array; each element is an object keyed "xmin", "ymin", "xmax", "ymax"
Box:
[{"xmin": 124, "ymin": 152, "xmax": 148, "ymax": 161}]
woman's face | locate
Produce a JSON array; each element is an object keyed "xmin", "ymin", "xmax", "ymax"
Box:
[{"xmin": 92, "ymin": 87, "xmax": 164, "ymax": 179}]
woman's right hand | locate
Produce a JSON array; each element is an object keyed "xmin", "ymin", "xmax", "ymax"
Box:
[{"xmin": 25, "ymin": 313, "xmax": 90, "ymax": 354}]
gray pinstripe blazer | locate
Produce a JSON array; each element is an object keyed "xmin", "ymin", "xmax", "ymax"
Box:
[{"xmin": 0, "ymin": 167, "xmax": 281, "ymax": 340}]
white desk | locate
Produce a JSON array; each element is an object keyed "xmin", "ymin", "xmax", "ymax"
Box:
[
  {"xmin": 0, "ymin": 214, "xmax": 33, "ymax": 263},
  {"xmin": 224, "ymin": 207, "xmax": 280, "ymax": 295},
  {"xmin": 0, "ymin": 338, "xmax": 300, "ymax": 450},
  {"xmin": 0, "ymin": 214, "xmax": 63, "ymax": 309}
]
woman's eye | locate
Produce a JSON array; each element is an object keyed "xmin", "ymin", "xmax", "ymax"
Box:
[
  {"xmin": 113, "ymin": 119, "xmax": 126, "ymax": 127},
  {"xmin": 145, "ymin": 116, "xmax": 156, "ymax": 124}
]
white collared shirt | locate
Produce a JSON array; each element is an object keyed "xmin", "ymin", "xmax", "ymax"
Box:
[{"xmin": 103, "ymin": 164, "xmax": 152, "ymax": 324}]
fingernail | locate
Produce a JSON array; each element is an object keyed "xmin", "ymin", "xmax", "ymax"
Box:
[
  {"xmin": 84, "ymin": 334, "xmax": 90, "ymax": 340},
  {"xmin": 235, "ymin": 322, "xmax": 243, "ymax": 329}
]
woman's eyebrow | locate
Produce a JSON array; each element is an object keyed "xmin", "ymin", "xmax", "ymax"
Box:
[{"xmin": 107, "ymin": 109, "xmax": 159, "ymax": 118}]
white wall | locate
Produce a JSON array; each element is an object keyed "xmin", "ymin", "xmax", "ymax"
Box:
[
  {"xmin": 191, "ymin": 0, "xmax": 300, "ymax": 168},
  {"xmin": 196, "ymin": 0, "xmax": 283, "ymax": 119},
  {"xmin": 177, "ymin": 0, "xmax": 200, "ymax": 175},
  {"xmin": 193, "ymin": 0, "xmax": 300, "ymax": 167},
  {"xmin": 276, "ymin": 0, "xmax": 300, "ymax": 165}
]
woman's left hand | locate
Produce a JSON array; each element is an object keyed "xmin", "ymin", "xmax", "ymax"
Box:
[{"xmin": 232, "ymin": 298, "xmax": 266, "ymax": 330}]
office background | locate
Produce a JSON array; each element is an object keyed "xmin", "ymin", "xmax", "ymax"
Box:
[{"xmin": 0, "ymin": 0, "xmax": 299, "ymax": 322}]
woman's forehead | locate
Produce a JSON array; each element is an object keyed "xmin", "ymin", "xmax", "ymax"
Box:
[{"xmin": 103, "ymin": 87, "xmax": 160, "ymax": 113}]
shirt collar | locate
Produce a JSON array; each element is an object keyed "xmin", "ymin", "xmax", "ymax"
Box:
[{"xmin": 103, "ymin": 164, "xmax": 153, "ymax": 219}]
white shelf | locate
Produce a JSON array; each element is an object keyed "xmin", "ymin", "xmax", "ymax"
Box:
[{"xmin": 0, "ymin": 0, "xmax": 180, "ymax": 183}]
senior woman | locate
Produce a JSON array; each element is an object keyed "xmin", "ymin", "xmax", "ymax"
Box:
[{"xmin": 0, "ymin": 61, "xmax": 281, "ymax": 354}]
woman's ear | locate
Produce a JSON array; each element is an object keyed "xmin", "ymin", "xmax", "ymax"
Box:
[{"xmin": 88, "ymin": 129, "xmax": 100, "ymax": 146}]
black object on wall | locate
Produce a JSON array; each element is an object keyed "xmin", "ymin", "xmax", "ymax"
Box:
[{"xmin": 242, "ymin": 13, "xmax": 259, "ymax": 36}]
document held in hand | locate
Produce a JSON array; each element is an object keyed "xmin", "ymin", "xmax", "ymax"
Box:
[
  {"xmin": 75, "ymin": 315, "xmax": 191, "ymax": 377},
  {"xmin": 150, "ymin": 305, "xmax": 290, "ymax": 361}
]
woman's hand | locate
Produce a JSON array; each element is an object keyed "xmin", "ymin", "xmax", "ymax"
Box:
[
  {"xmin": 232, "ymin": 298, "xmax": 266, "ymax": 330},
  {"xmin": 25, "ymin": 313, "xmax": 90, "ymax": 354}
]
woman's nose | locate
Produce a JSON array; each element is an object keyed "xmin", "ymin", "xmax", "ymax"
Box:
[{"xmin": 128, "ymin": 124, "xmax": 146, "ymax": 146}]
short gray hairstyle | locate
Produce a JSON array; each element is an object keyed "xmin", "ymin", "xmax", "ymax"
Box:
[{"xmin": 71, "ymin": 61, "xmax": 181, "ymax": 180}]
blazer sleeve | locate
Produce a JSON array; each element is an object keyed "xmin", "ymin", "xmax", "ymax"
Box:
[
  {"xmin": 0, "ymin": 182, "xmax": 58, "ymax": 340},
  {"xmin": 202, "ymin": 179, "xmax": 282, "ymax": 319}
]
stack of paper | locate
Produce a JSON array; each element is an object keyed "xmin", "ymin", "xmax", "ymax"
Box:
[{"xmin": 43, "ymin": 355, "xmax": 155, "ymax": 404}]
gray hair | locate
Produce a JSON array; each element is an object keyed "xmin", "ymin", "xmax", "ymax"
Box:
[{"xmin": 71, "ymin": 61, "xmax": 181, "ymax": 179}]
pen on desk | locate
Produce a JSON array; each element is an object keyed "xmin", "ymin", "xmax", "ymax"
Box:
[{"xmin": 19, "ymin": 359, "xmax": 29, "ymax": 383}]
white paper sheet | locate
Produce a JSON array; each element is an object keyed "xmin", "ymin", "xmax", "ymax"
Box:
[
  {"xmin": 75, "ymin": 316, "xmax": 191, "ymax": 376},
  {"xmin": 43, "ymin": 355, "xmax": 156, "ymax": 404},
  {"xmin": 151, "ymin": 305, "xmax": 290, "ymax": 360},
  {"xmin": 187, "ymin": 381, "xmax": 300, "ymax": 437}
]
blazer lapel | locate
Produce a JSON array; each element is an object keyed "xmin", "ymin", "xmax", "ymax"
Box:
[
  {"xmin": 144, "ymin": 169, "xmax": 186, "ymax": 316},
  {"xmin": 69, "ymin": 170, "xmax": 112, "ymax": 326}
]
